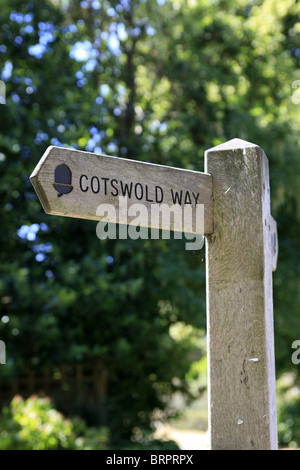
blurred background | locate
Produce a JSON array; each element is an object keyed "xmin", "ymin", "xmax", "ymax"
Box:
[{"xmin": 0, "ymin": 0, "xmax": 300, "ymax": 450}]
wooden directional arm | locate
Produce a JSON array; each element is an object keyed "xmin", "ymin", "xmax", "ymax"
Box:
[{"xmin": 30, "ymin": 146, "xmax": 214, "ymax": 234}]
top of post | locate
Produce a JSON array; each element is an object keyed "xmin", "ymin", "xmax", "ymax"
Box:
[{"xmin": 206, "ymin": 138, "xmax": 258, "ymax": 153}]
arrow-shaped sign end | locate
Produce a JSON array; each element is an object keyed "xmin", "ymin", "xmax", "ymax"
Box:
[{"xmin": 30, "ymin": 146, "xmax": 55, "ymax": 215}]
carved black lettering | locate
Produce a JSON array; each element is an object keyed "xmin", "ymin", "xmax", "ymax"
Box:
[
  {"xmin": 110, "ymin": 179, "xmax": 119, "ymax": 196},
  {"xmin": 134, "ymin": 183, "xmax": 143, "ymax": 200},
  {"xmin": 120, "ymin": 181, "xmax": 133, "ymax": 198},
  {"xmin": 155, "ymin": 186, "xmax": 164, "ymax": 203},
  {"xmin": 145, "ymin": 185, "xmax": 154, "ymax": 202},
  {"xmin": 79, "ymin": 174, "xmax": 89, "ymax": 192},
  {"xmin": 192, "ymin": 192, "xmax": 200, "ymax": 205},
  {"xmin": 91, "ymin": 176, "xmax": 100, "ymax": 194},
  {"xmin": 184, "ymin": 191, "xmax": 192, "ymax": 205},
  {"xmin": 171, "ymin": 189, "xmax": 182, "ymax": 205},
  {"xmin": 101, "ymin": 177, "xmax": 109, "ymax": 195}
]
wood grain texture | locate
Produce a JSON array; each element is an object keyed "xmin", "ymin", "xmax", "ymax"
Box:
[
  {"xmin": 205, "ymin": 138, "xmax": 277, "ymax": 450},
  {"xmin": 30, "ymin": 146, "xmax": 213, "ymax": 234}
]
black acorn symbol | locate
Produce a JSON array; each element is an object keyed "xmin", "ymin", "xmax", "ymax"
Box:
[{"xmin": 53, "ymin": 164, "xmax": 73, "ymax": 197}]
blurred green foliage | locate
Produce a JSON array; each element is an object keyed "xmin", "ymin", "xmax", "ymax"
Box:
[
  {"xmin": 0, "ymin": 0, "xmax": 300, "ymax": 447},
  {"xmin": 277, "ymin": 373, "xmax": 300, "ymax": 448},
  {"xmin": 0, "ymin": 395, "xmax": 108, "ymax": 449},
  {"xmin": 0, "ymin": 394, "xmax": 179, "ymax": 450}
]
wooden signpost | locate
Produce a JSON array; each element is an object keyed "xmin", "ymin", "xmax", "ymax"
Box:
[{"xmin": 30, "ymin": 138, "xmax": 278, "ymax": 450}]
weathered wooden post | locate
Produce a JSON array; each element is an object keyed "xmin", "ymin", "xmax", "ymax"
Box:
[{"xmin": 205, "ymin": 138, "xmax": 278, "ymax": 450}]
